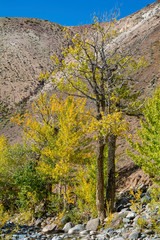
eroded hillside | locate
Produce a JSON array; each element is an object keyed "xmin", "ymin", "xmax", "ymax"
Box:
[{"xmin": 0, "ymin": 17, "xmax": 67, "ymax": 103}]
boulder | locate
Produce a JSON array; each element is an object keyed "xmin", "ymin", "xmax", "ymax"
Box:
[
  {"xmin": 80, "ymin": 230, "xmax": 90, "ymax": 236},
  {"xmin": 144, "ymin": 229, "xmax": 154, "ymax": 235},
  {"xmin": 42, "ymin": 223, "xmax": 57, "ymax": 233},
  {"xmin": 95, "ymin": 233, "xmax": 110, "ymax": 240},
  {"xmin": 126, "ymin": 212, "xmax": 136, "ymax": 220},
  {"xmin": 119, "ymin": 210, "xmax": 131, "ymax": 218},
  {"xmin": 86, "ymin": 218, "xmax": 100, "ymax": 231},
  {"xmin": 68, "ymin": 224, "xmax": 85, "ymax": 234},
  {"xmin": 63, "ymin": 222, "xmax": 74, "ymax": 233},
  {"xmin": 129, "ymin": 231, "xmax": 141, "ymax": 240},
  {"xmin": 122, "ymin": 218, "xmax": 130, "ymax": 223}
]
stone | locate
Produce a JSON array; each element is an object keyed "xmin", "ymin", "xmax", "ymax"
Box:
[
  {"xmin": 17, "ymin": 234, "xmax": 27, "ymax": 239},
  {"xmin": 90, "ymin": 230, "xmax": 97, "ymax": 235},
  {"xmin": 125, "ymin": 203, "xmax": 131, "ymax": 208},
  {"xmin": 95, "ymin": 233, "xmax": 110, "ymax": 240},
  {"xmin": 119, "ymin": 210, "xmax": 131, "ymax": 218},
  {"xmin": 110, "ymin": 237, "xmax": 125, "ymax": 240},
  {"xmin": 146, "ymin": 203, "xmax": 151, "ymax": 212},
  {"xmin": 123, "ymin": 218, "xmax": 131, "ymax": 223},
  {"xmin": 107, "ymin": 228, "xmax": 114, "ymax": 232},
  {"xmin": 63, "ymin": 222, "xmax": 74, "ymax": 233},
  {"xmin": 124, "ymin": 223, "xmax": 132, "ymax": 228},
  {"xmin": 133, "ymin": 215, "xmax": 140, "ymax": 228},
  {"xmin": 103, "ymin": 228, "xmax": 118, "ymax": 237},
  {"xmin": 116, "ymin": 229, "xmax": 123, "ymax": 234},
  {"xmin": 30, "ymin": 234, "xmax": 40, "ymax": 238},
  {"xmin": 42, "ymin": 223, "xmax": 57, "ymax": 233},
  {"xmin": 35, "ymin": 218, "xmax": 43, "ymax": 227},
  {"xmin": 86, "ymin": 218, "xmax": 100, "ymax": 231},
  {"xmin": 80, "ymin": 230, "xmax": 90, "ymax": 236},
  {"xmin": 144, "ymin": 229, "xmax": 154, "ymax": 235},
  {"xmin": 116, "ymin": 204, "xmax": 124, "ymax": 212},
  {"xmin": 68, "ymin": 224, "xmax": 85, "ymax": 234},
  {"xmin": 116, "ymin": 197, "xmax": 130, "ymax": 208},
  {"xmin": 126, "ymin": 212, "xmax": 136, "ymax": 220},
  {"xmin": 129, "ymin": 231, "xmax": 141, "ymax": 240},
  {"xmin": 104, "ymin": 228, "xmax": 114, "ymax": 235},
  {"xmin": 52, "ymin": 236, "xmax": 63, "ymax": 240}
]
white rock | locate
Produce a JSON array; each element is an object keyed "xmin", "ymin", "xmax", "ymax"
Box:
[
  {"xmin": 68, "ymin": 224, "xmax": 85, "ymax": 234},
  {"xmin": 86, "ymin": 218, "xmax": 100, "ymax": 231},
  {"xmin": 126, "ymin": 212, "xmax": 136, "ymax": 220},
  {"xmin": 119, "ymin": 210, "xmax": 130, "ymax": 218},
  {"xmin": 80, "ymin": 230, "xmax": 90, "ymax": 236},
  {"xmin": 42, "ymin": 223, "xmax": 57, "ymax": 233},
  {"xmin": 63, "ymin": 222, "xmax": 74, "ymax": 233},
  {"xmin": 110, "ymin": 237, "xmax": 125, "ymax": 240},
  {"xmin": 90, "ymin": 230, "xmax": 97, "ymax": 235}
]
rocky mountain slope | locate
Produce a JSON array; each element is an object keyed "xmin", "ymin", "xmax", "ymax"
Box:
[
  {"xmin": 0, "ymin": 0, "xmax": 160, "ymax": 191},
  {"xmin": 0, "ymin": 17, "xmax": 67, "ymax": 103}
]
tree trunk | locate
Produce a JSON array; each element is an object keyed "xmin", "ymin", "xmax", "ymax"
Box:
[
  {"xmin": 63, "ymin": 185, "xmax": 67, "ymax": 210},
  {"xmin": 106, "ymin": 134, "xmax": 116, "ymax": 212},
  {"xmin": 96, "ymin": 135, "xmax": 105, "ymax": 222}
]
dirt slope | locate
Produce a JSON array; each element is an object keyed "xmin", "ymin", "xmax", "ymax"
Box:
[{"xmin": 0, "ymin": 17, "xmax": 67, "ymax": 103}]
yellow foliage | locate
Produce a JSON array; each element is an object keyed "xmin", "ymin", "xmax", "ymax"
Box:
[
  {"xmin": 75, "ymin": 164, "xmax": 97, "ymax": 216},
  {"xmin": 12, "ymin": 93, "xmax": 94, "ymax": 212},
  {"xmin": 39, "ymin": 71, "xmax": 49, "ymax": 81},
  {"xmin": 105, "ymin": 201, "xmax": 114, "ymax": 227},
  {"xmin": 54, "ymin": 209, "xmax": 65, "ymax": 226},
  {"xmin": 87, "ymin": 111, "xmax": 129, "ymax": 138},
  {"xmin": 0, "ymin": 135, "xmax": 8, "ymax": 153},
  {"xmin": 63, "ymin": 185, "xmax": 76, "ymax": 205},
  {"xmin": 130, "ymin": 188, "xmax": 143, "ymax": 215}
]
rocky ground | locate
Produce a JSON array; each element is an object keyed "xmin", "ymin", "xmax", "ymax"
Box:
[
  {"xmin": 0, "ymin": 1, "xmax": 159, "ymax": 193},
  {"xmin": 1, "ymin": 184, "xmax": 159, "ymax": 240}
]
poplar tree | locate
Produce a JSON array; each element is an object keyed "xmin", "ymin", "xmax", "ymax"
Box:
[
  {"xmin": 41, "ymin": 17, "xmax": 146, "ymax": 220},
  {"xmin": 13, "ymin": 94, "xmax": 94, "ymax": 209}
]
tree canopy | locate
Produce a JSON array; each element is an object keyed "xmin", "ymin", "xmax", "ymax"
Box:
[
  {"xmin": 40, "ymin": 16, "xmax": 146, "ymax": 220},
  {"xmin": 127, "ymin": 87, "xmax": 160, "ymax": 184}
]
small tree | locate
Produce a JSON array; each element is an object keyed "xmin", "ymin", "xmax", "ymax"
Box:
[
  {"xmin": 13, "ymin": 93, "xmax": 94, "ymax": 210},
  {"xmin": 0, "ymin": 136, "xmax": 34, "ymax": 209},
  {"xmin": 127, "ymin": 87, "xmax": 160, "ymax": 184},
  {"xmin": 42, "ymin": 16, "xmax": 146, "ymax": 220}
]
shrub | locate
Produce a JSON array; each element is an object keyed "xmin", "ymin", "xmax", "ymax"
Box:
[{"xmin": 14, "ymin": 160, "xmax": 50, "ymax": 215}]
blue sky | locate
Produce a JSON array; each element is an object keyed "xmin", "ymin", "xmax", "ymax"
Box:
[{"xmin": 0, "ymin": 0, "xmax": 156, "ymax": 26}]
